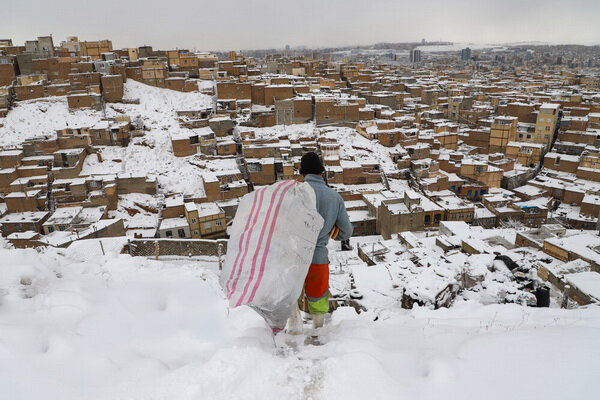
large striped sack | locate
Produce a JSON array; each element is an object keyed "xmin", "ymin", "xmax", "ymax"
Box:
[{"xmin": 220, "ymin": 180, "xmax": 324, "ymax": 331}]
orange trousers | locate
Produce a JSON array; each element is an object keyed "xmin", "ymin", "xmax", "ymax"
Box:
[{"xmin": 304, "ymin": 263, "xmax": 329, "ymax": 314}]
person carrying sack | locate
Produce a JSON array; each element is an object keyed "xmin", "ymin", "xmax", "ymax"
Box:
[{"xmin": 299, "ymin": 152, "xmax": 353, "ymax": 328}]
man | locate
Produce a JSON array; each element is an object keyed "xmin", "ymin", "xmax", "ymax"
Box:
[{"xmin": 300, "ymin": 152, "xmax": 353, "ymax": 328}]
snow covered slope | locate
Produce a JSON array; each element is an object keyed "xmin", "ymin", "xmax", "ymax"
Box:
[
  {"xmin": 0, "ymin": 80, "xmax": 215, "ymax": 196},
  {"xmin": 85, "ymin": 80, "xmax": 214, "ymax": 196},
  {"xmin": 0, "ymin": 96, "xmax": 101, "ymax": 147},
  {"xmin": 0, "ymin": 240, "xmax": 598, "ymax": 400}
]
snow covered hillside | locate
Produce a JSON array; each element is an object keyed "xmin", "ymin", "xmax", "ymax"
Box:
[
  {"xmin": 1, "ymin": 239, "xmax": 598, "ymax": 400},
  {"xmin": 85, "ymin": 80, "xmax": 215, "ymax": 196},
  {"xmin": 0, "ymin": 80, "xmax": 215, "ymax": 196},
  {"xmin": 0, "ymin": 96, "xmax": 101, "ymax": 147}
]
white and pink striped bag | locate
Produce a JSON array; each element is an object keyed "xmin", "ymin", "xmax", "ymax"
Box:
[{"xmin": 220, "ymin": 180, "xmax": 324, "ymax": 331}]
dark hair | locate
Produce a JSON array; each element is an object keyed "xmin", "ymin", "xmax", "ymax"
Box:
[{"xmin": 300, "ymin": 152, "xmax": 325, "ymax": 176}]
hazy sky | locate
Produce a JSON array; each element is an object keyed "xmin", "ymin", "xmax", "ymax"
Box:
[{"xmin": 4, "ymin": 0, "xmax": 600, "ymax": 51}]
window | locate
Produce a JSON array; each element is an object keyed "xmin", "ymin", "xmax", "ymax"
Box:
[
  {"xmin": 467, "ymin": 189, "xmax": 472, "ymax": 197},
  {"xmin": 189, "ymin": 136, "xmax": 199, "ymax": 145},
  {"xmin": 434, "ymin": 214, "xmax": 441, "ymax": 223},
  {"xmin": 193, "ymin": 230, "xmax": 199, "ymax": 235},
  {"xmin": 545, "ymin": 126, "xmax": 550, "ymax": 131},
  {"xmin": 526, "ymin": 134, "xmax": 531, "ymax": 139},
  {"xmin": 480, "ymin": 189, "xmax": 486, "ymax": 195},
  {"xmin": 48, "ymin": 226, "xmax": 54, "ymax": 233},
  {"xmin": 216, "ymin": 220, "xmax": 222, "ymax": 227},
  {"xmin": 474, "ymin": 190, "xmax": 479, "ymax": 197},
  {"xmin": 191, "ymin": 218, "xmax": 196, "ymax": 223},
  {"xmin": 166, "ymin": 230, "xmax": 173, "ymax": 237},
  {"xmin": 59, "ymin": 226, "xmax": 65, "ymax": 231},
  {"xmin": 204, "ymin": 222, "xmax": 211, "ymax": 229},
  {"xmin": 177, "ymin": 229, "xmax": 186, "ymax": 238},
  {"xmin": 424, "ymin": 215, "xmax": 431, "ymax": 225}
]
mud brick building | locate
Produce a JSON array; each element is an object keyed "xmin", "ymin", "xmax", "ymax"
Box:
[
  {"xmin": 67, "ymin": 93, "xmax": 102, "ymax": 110},
  {"xmin": 315, "ymin": 97, "xmax": 360, "ymax": 126},
  {"xmin": 263, "ymin": 84, "xmax": 294, "ymax": 106},
  {"xmin": 101, "ymin": 74, "xmax": 124, "ymax": 101},
  {"xmin": 14, "ymin": 82, "xmax": 45, "ymax": 101},
  {"xmin": 505, "ymin": 142, "xmax": 545, "ymax": 167},
  {"xmin": 184, "ymin": 202, "xmax": 227, "ymax": 239},
  {"xmin": 0, "ymin": 211, "xmax": 50, "ymax": 236},
  {"xmin": 24, "ymin": 36, "xmax": 54, "ymax": 58},
  {"xmin": 0, "ymin": 57, "xmax": 17, "ymax": 86},
  {"xmin": 543, "ymin": 152, "xmax": 580, "ymax": 174},
  {"xmin": 80, "ymin": 40, "xmax": 113, "ymax": 60},
  {"xmin": 216, "ymin": 81, "xmax": 251, "ymax": 100},
  {"xmin": 379, "ymin": 191, "xmax": 445, "ymax": 239},
  {"xmin": 171, "ymin": 128, "xmax": 216, "ymax": 157},
  {"xmin": 69, "ymin": 72, "xmax": 101, "ymax": 91}
]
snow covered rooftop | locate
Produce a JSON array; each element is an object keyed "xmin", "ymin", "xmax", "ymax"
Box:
[
  {"xmin": 0, "ymin": 211, "xmax": 48, "ymax": 223},
  {"xmin": 159, "ymin": 217, "xmax": 188, "ymax": 230},
  {"xmin": 43, "ymin": 206, "xmax": 83, "ymax": 226}
]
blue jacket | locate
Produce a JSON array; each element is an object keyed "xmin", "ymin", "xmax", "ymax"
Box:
[{"xmin": 304, "ymin": 174, "xmax": 353, "ymax": 264}]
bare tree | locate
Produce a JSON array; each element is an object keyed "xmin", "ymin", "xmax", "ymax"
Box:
[{"xmin": 498, "ymin": 217, "xmax": 527, "ymax": 230}]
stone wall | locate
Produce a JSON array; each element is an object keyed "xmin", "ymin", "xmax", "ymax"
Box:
[{"xmin": 126, "ymin": 238, "xmax": 228, "ymax": 258}]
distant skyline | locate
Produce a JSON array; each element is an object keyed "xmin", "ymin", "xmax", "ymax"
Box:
[{"xmin": 4, "ymin": 0, "xmax": 600, "ymax": 52}]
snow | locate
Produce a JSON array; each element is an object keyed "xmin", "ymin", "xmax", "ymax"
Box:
[
  {"xmin": 76, "ymin": 83, "xmax": 212, "ymax": 195},
  {"xmin": 196, "ymin": 201, "xmax": 222, "ymax": 217},
  {"xmin": 6, "ymin": 231, "xmax": 38, "ymax": 239},
  {"xmin": 0, "ymin": 242, "xmax": 599, "ymax": 399},
  {"xmin": 546, "ymin": 233, "xmax": 600, "ymax": 265},
  {"xmin": 246, "ymin": 123, "xmax": 316, "ymax": 141},
  {"xmin": 567, "ymin": 272, "xmax": 600, "ymax": 301},
  {"xmin": 545, "ymin": 152, "xmax": 580, "ymax": 163},
  {"xmin": 160, "ymin": 217, "xmax": 188, "ymax": 230},
  {"xmin": 43, "ymin": 206, "xmax": 82, "ymax": 225},
  {"xmin": 347, "ymin": 209, "xmax": 372, "ymax": 222},
  {"xmin": 439, "ymin": 221, "xmax": 471, "ymax": 237},
  {"xmin": 111, "ymin": 193, "xmax": 159, "ymax": 232},
  {"xmin": 0, "ymin": 96, "xmax": 102, "ymax": 147},
  {"xmin": 2, "ymin": 48, "xmax": 600, "ymax": 400},
  {"xmin": 582, "ymin": 194, "xmax": 600, "ymax": 205},
  {"xmin": 1, "ymin": 80, "xmax": 214, "ymax": 197},
  {"xmin": 513, "ymin": 184, "xmax": 547, "ymax": 197},
  {"xmin": 0, "ymin": 211, "xmax": 48, "ymax": 223}
]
